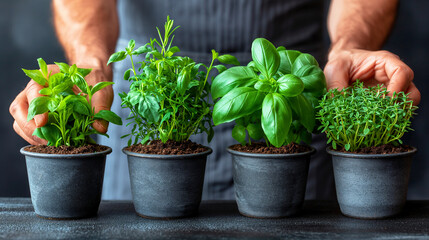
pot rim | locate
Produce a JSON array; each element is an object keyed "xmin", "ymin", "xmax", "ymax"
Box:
[
  {"xmin": 226, "ymin": 145, "xmax": 316, "ymax": 159},
  {"xmin": 326, "ymin": 146, "xmax": 417, "ymax": 159},
  {"xmin": 20, "ymin": 145, "xmax": 112, "ymax": 159},
  {"xmin": 122, "ymin": 146, "xmax": 213, "ymax": 159}
]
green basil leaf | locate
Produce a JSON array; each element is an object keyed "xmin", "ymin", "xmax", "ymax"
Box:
[
  {"xmin": 302, "ymin": 92, "xmax": 321, "ymax": 109},
  {"xmin": 48, "ymin": 73, "xmax": 65, "ymax": 88},
  {"xmin": 213, "ymin": 87, "xmax": 265, "ymax": 125},
  {"xmin": 72, "ymin": 98, "xmax": 90, "ymax": 116},
  {"xmin": 91, "ymin": 81, "xmax": 114, "ymax": 95},
  {"xmin": 278, "ymin": 50, "xmax": 301, "ymax": 74},
  {"xmin": 27, "ymin": 96, "xmax": 51, "ymax": 121},
  {"xmin": 56, "ymin": 95, "xmax": 71, "ymax": 112},
  {"xmin": 261, "ymin": 93, "xmax": 292, "ymax": 147},
  {"xmin": 124, "ymin": 69, "xmax": 132, "ymax": 80},
  {"xmin": 232, "ymin": 125, "xmax": 246, "ymax": 145},
  {"xmin": 291, "ymin": 53, "xmax": 319, "ymax": 73},
  {"xmin": 213, "ymin": 65, "xmax": 227, "ymax": 74},
  {"xmin": 247, "ymin": 61, "xmax": 258, "ymax": 72},
  {"xmin": 128, "ymin": 39, "xmax": 135, "ymax": 51},
  {"xmin": 165, "ymin": 46, "xmax": 180, "ymax": 57},
  {"xmin": 71, "ymin": 74, "xmax": 88, "ymax": 94},
  {"xmin": 39, "ymin": 88, "xmax": 52, "ymax": 96},
  {"xmin": 287, "ymin": 94, "xmax": 315, "ymax": 132},
  {"xmin": 52, "ymin": 81, "xmax": 72, "ymax": 95},
  {"xmin": 77, "ymin": 68, "xmax": 92, "ymax": 77},
  {"xmin": 132, "ymin": 44, "xmax": 151, "ymax": 55},
  {"xmin": 107, "ymin": 51, "xmax": 127, "ymax": 65},
  {"xmin": 276, "ymin": 46, "xmax": 286, "ymax": 51},
  {"xmin": 169, "ymin": 46, "xmax": 180, "ymax": 54},
  {"xmin": 176, "ymin": 66, "xmax": 191, "ymax": 95},
  {"xmin": 277, "ymin": 74, "xmax": 304, "ymax": 97},
  {"xmin": 22, "ymin": 69, "xmax": 47, "ymax": 86},
  {"xmin": 293, "ymin": 65, "xmax": 326, "ymax": 95},
  {"xmin": 37, "ymin": 58, "xmax": 48, "ymax": 77},
  {"xmin": 69, "ymin": 64, "xmax": 77, "ymax": 75},
  {"xmin": 54, "ymin": 62, "xmax": 70, "ymax": 73},
  {"xmin": 254, "ymin": 80, "xmax": 273, "ymax": 92},
  {"xmin": 127, "ymin": 91, "xmax": 143, "ymax": 105},
  {"xmin": 247, "ymin": 123, "xmax": 264, "ymax": 140},
  {"xmin": 251, "ymin": 38, "xmax": 280, "ymax": 79},
  {"xmin": 211, "ymin": 66, "xmax": 258, "ymax": 99},
  {"xmin": 38, "ymin": 125, "xmax": 61, "ymax": 146},
  {"xmin": 94, "ymin": 110, "xmax": 123, "ymax": 125},
  {"xmin": 32, "ymin": 128, "xmax": 45, "ymax": 141},
  {"xmin": 138, "ymin": 95, "xmax": 160, "ymax": 123},
  {"xmin": 217, "ymin": 54, "xmax": 240, "ymax": 66},
  {"xmin": 344, "ymin": 143, "xmax": 351, "ymax": 151},
  {"xmin": 149, "ymin": 50, "xmax": 163, "ymax": 59}
]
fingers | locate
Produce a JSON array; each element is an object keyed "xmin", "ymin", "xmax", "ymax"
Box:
[
  {"xmin": 13, "ymin": 121, "xmax": 47, "ymax": 145},
  {"xmin": 25, "ymin": 81, "xmax": 48, "ymax": 127},
  {"xmin": 406, "ymin": 82, "xmax": 421, "ymax": 105},
  {"xmin": 324, "ymin": 57, "xmax": 351, "ymax": 90},
  {"xmin": 92, "ymin": 85, "xmax": 114, "ymax": 134},
  {"xmin": 384, "ymin": 57, "xmax": 414, "ymax": 96},
  {"xmin": 10, "ymin": 80, "xmax": 48, "ymax": 145},
  {"xmin": 10, "ymin": 91, "xmax": 36, "ymax": 140}
]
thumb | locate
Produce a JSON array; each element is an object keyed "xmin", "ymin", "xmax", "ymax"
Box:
[
  {"xmin": 34, "ymin": 113, "xmax": 48, "ymax": 128},
  {"xmin": 26, "ymin": 80, "xmax": 48, "ymax": 127},
  {"xmin": 324, "ymin": 58, "xmax": 351, "ymax": 91},
  {"xmin": 92, "ymin": 85, "xmax": 114, "ymax": 134}
]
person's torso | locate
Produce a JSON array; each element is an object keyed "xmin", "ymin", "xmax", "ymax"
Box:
[{"xmin": 117, "ymin": 0, "xmax": 325, "ymax": 65}]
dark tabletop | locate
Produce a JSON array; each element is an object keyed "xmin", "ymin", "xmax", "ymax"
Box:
[{"xmin": 1, "ymin": 198, "xmax": 429, "ymax": 240}]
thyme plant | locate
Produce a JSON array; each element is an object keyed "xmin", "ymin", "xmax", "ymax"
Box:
[
  {"xmin": 317, "ymin": 81, "xmax": 417, "ymax": 151},
  {"xmin": 107, "ymin": 17, "xmax": 237, "ymax": 145}
]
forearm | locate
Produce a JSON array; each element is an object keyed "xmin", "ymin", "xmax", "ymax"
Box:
[
  {"xmin": 328, "ymin": 0, "xmax": 398, "ymax": 53},
  {"xmin": 52, "ymin": 0, "xmax": 119, "ymax": 79}
]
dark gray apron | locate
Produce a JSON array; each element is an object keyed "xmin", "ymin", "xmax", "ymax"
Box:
[{"xmin": 101, "ymin": 0, "xmax": 335, "ymax": 200}]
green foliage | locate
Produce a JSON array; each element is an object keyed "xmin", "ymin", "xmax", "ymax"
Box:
[
  {"xmin": 24, "ymin": 58, "xmax": 122, "ymax": 147},
  {"xmin": 108, "ymin": 16, "xmax": 236, "ymax": 145},
  {"xmin": 212, "ymin": 38, "xmax": 327, "ymax": 147},
  {"xmin": 317, "ymin": 80, "xmax": 417, "ymax": 151}
]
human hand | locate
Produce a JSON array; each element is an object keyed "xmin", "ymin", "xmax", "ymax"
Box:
[
  {"xmin": 324, "ymin": 49, "xmax": 421, "ymax": 105},
  {"xmin": 10, "ymin": 64, "xmax": 113, "ymax": 145}
]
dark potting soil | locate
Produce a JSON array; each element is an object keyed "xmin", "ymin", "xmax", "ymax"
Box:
[
  {"xmin": 230, "ymin": 142, "xmax": 312, "ymax": 154},
  {"xmin": 337, "ymin": 144, "xmax": 414, "ymax": 154},
  {"xmin": 124, "ymin": 140, "xmax": 208, "ymax": 155},
  {"xmin": 24, "ymin": 144, "xmax": 109, "ymax": 154}
]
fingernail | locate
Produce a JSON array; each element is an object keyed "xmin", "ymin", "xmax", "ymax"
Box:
[{"xmin": 34, "ymin": 115, "xmax": 42, "ymax": 127}]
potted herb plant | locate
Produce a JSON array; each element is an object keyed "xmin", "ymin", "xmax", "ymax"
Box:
[
  {"xmin": 212, "ymin": 38, "xmax": 326, "ymax": 218},
  {"xmin": 20, "ymin": 58, "xmax": 122, "ymax": 219},
  {"xmin": 107, "ymin": 17, "xmax": 236, "ymax": 219},
  {"xmin": 318, "ymin": 81, "xmax": 417, "ymax": 219}
]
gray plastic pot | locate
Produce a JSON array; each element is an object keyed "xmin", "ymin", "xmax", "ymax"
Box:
[
  {"xmin": 20, "ymin": 146, "xmax": 111, "ymax": 220},
  {"xmin": 328, "ymin": 147, "xmax": 416, "ymax": 219},
  {"xmin": 123, "ymin": 147, "xmax": 212, "ymax": 219},
  {"xmin": 227, "ymin": 146, "xmax": 315, "ymax": 218}
]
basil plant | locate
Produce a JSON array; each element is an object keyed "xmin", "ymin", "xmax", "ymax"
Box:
[{"xmin": 212, "ymin": 38, "xmax": 327, "ymax": 147}]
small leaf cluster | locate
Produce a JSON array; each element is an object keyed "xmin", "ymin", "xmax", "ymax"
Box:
[
  {"xmin": 24, "ymin": 58, "xmax": 122, "ymax": 147},
  {"xmin": 108, "ymin": 16, "xmax": 237, "ymax": 145},
  {"xmin": 317, "ymin": 80, "xmax": 417, "ymax": 152},
  {"xmin": 212, "ymin": 38, "xmax": 327, "ymax": 147}
]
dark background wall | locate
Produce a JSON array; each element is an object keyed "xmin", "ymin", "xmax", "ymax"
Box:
[{"xmin": 0, "ymin": 0, "xmax": 428, "ymax": 199}]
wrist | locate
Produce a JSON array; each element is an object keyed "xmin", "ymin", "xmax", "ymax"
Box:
[{"xmin": 67, "ymin": 46, "xmax": 113, "ymax": 81}]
